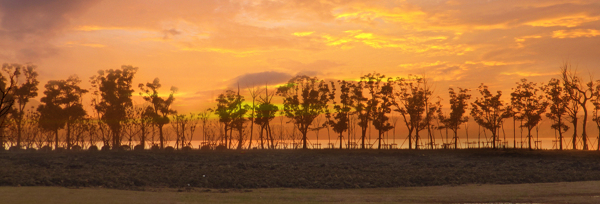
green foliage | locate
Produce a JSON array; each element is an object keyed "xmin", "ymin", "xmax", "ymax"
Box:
[{"xmin": 277, "ymin": 75, "xmax": 330, "ymax": 149}]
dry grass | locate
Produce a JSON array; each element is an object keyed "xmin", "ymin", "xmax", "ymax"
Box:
[{"xmin": 2, "ymin": 181, "xmax": 600, "ymax": 203}]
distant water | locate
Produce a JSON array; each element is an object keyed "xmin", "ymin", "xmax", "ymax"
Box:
[{"xmin": 98, "ymin": 137, "xmax": 596, "ymax": 150}]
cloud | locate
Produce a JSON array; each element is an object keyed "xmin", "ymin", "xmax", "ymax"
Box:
[
  {"xmin": 0, "ymin": 0, "xmax": 100, "ymax": 61},
  {"xmin": 229, "ymin": 71, "xmax": 293, "ymax": 89},
  {"xmin": 552, "ymin": 29, "xmax": 600, "ymax": 38},
  {"xmin": 162, "ymin": 28, "xmax": 181, "ymax": 39}
]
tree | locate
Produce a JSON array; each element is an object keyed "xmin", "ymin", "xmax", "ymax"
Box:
[
  {"xmin": 139, "ymin": 78, "xmax": 177, "ymax": 149},
  {"xmin": 214, "ymin": 89, "xmax": 244, "ymax": 149},
  {"xmin": 592, "ymin": 80, "xmax": 600, "ymax": 150},
  {"xmin": 326, "ymin": 80, "xmax": 354, "ymax": 149},
  {"xmin": 561, "ymin": 63, "xmax": 594, "ymax": 150},
  {"xmin": 254, "ymin": 85, "xmax": 278, "ymax": 149},
  {"xmin": 470, "ymin": 84, "xmax": 510, "ymax": 149},
  {"xmin": 545, "ymin": 78, "xmax": 570, "ymax": 150},
  {"xmin": 439, "ymin": 88, "xmax": 471, "ymax": 149},
  {"xmin": 350, "ymin": 77, "xmax": 372, "ymax": 149},
  {"xmin": 5, "ymin": 63, "xmax": 38, "ymax": 149},
  {"xmin": 392, "ymin": 75, "xmax": 432, "ymax": 150},
  {"xmin": 172, "ymin": 113, "xmax": 200, "ymax": 149},
  {"xmin": 363, "ymin": 73, "xmax": 394, "ymax": 150},
  {"xmin": 511, "ymin": 79, "xmax": 548, "ymax": 150},
  {"xmin": 0, "ymin": 65, "xmax": 18, "ymax": 149},
  {"xmin": 91, "ymin": 65, "xmax": 138, "ymax": 149},
  {"xmin": 38, "ymin": 76, "xmax": 88, "ymax": 150},
  {"xmin": 277, "ymin": 75, "xmax": 330, "ymax": 149}
]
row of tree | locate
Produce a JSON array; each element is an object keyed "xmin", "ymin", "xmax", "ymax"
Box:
[{"xmin": 0, "ymin": 63, "xmax": 599, "ymax": 151}]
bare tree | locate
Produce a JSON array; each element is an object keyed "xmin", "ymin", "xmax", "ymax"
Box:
[
  {"xmin": 561, "ymin": 63, "xmax": 595, "ymax": 150},
  {"xmin": 277, "ymin": 75, "xmax": 331, "ymax": 149},
  {"xmin": 470, "ymin": 84, "xmax": 510, "ymax": 149},
  {"xmin": 0, "ymin": 65, "xmax": 18, "ymax": 150}
]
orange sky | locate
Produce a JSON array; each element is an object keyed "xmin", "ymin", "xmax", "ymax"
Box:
[{"xmin": 1, "ymin": 0, "xmax": 600, "ymax": 114}]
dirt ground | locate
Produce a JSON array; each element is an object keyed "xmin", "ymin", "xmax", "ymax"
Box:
[
  {"xmin": 1, "ymin": 149, "xmax": 600, "ymax": 190},
  {"xmin": 4, "ymin": 181, "xmax": 600, "ymax": 203}
]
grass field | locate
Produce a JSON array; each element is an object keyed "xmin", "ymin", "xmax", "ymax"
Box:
[{"xmin": 2, "ymin": 181, "xmax": 600, "ymax": 203}]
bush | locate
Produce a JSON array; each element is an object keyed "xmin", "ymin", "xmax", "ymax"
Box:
[
  {"xmin": 182, "ymin": 146, "xmax": 192, "ymax": 151},
  {"xmin": 120, "ymin": 145, "xmax": 131, "ymax": 151},
  {"xmin": 165, "ymin": 146, "xmax": 175, "ymax": 152},
  {"xmin": 8, "ymin": 146, "xmax": 23, "ymax": 151},
  {"xmin": 200, "ymin": 145, "xmax": 211, "ymax": 150},
  {"xmin": 101, "ymin": 146, "xmax": 111, "ymax": 151},
  {"xmin": 55, "ymin": 147, "xmax": 65, "ymax": 152},
  {"xmin": 150, "ymin": 144, "xmax": 160, "ymax": 151},
  {"xmin": 215, "ymin": 145, "xmax": 227, "ymax": 151},
  {"xmin": 71, "ymin": 145, "xmax": 82, "ymax": 151},
  {"xmin": 88, "ymin": 145, "xmax": 99, "ymax": 151},
  {"xmin": 40, "ymin": 146, "xmax": 52, "ymax": 152},
  {"xmin": 133, "ymin": 145, "xmax": 145, "ymax": 151}
]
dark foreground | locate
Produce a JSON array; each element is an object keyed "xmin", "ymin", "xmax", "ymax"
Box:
[{"xmin": 1, "ymin": 149, "xmax": 600, "ymax": 189}]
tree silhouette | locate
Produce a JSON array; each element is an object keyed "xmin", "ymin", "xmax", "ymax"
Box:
[
  {"xmin": 392, "ymin": 75, "xmax": 432, "ymax": 150},
  {"xmin": 214, "ymin": 89, "xmax": 244, "ymax": 149},
  {"xmin": 172, "ymin": 113, "xmax": 200, "ymax": 149},
  {"xmin": 0, "ymin": 65, "xmax": 18, "ymax": 149},
  {"xmin": 439, "ymin": 87, "xmax": 471, "ymax": 149},
  {"xmin": 545, "ymin": 78, "xmax": 570, "ymax": 150},
  {"xmin": 326, "ymin": 80, "xmax": 354, "ymax": 149},
  {"xmin": 38, "ymin": 76, "xmax": 88, "ymax": 150},
  {"xmin": 561, "ymin": 63, "xmax": 594, "ymax": 150},
  {"xmin": 470, "ymin": 84, "xmax": 510, "ymax": 149},
  {"xmin": 139, "ymin": 78, "xmax": 177, "ymax": 149},
  {"xmin": 254, "ymin": 85, "xmax": 278, "ymax": 149},
  {"xmin": 90, "ymin": 65, "xmax": 138, "ymax": 149},
  {"xmin": 511, "ymin": 79, "xmax": 548, "ymax": 150},
  {"xmin": 246, "ymin": 86, "xmax": 260, "ymax": 149},
  {"xmin": 5, "ymin": 64, "xmax": 39, "ymax": 149},
  {"xmin": 277, "ymin": 75, "xmax": 330, "ymax": 149},
  {"xmin": 592, "ymin": 80, "xmax": 600, "ymax": 150},
  {"xmin": 350, "ymin": 77, "xmax": 372, "ymax": 149},
  {"xmin": 363, "ymin": 73, "xmax": 394, "ymax": 149},
  {"xmin": 232, "ymin": 86, "xmax": 248, "ymax": 150}
]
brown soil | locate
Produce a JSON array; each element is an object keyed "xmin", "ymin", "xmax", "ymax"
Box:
[{"xmin": 1, "ymin": 149, "xmax": 600, "ymax": 190}]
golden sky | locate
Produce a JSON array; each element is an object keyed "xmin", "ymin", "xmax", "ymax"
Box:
[{"xmin": 1, "ymin": 0, "xmax": 600, "ymax": 114}]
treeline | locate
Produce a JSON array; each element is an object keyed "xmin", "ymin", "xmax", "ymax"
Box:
[{"xmin": 0, "ymin": 63, "xmax": 599, "ymax": 151}]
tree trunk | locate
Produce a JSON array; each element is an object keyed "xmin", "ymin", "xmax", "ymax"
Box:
[
  {"xmin": 454, "ymin": 130, "xmax": 458, "ymax": 149},
  {"xmin": 302, "ymin": 128, "xmax": 308, "ymax": 149},
  {"xmin": 55, "ymin": 129, "xmax": 59, "ymax": 150},
  {"xmin": 159, "ymin": 124, "xmax": 164, "ymax": 149},
  {"xmin": 582, "ymin": 106, "xmax": 588, "ymax": 150},
  {"xmin": 260, "ymin": 125, "xmax": 264, "ymax": 149},
  {"xmin": 66, "ymin": 122, "xmax": 71, "ymax": 150},
  {"xmin": 528, "ymin": 127, "xmax": 533, "ymax": 150},
  {"xmin": 572, "ymin": 118, "xmax": 578, "ymax": 150},
  {"xmin": 361, "ymin": 127, "xmax": 367, "ymax": 149}
]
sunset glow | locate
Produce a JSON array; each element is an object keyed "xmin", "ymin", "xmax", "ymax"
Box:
[{"xmin": 1, "ymin": 0, "xmax": 599, "ymax": 114}]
